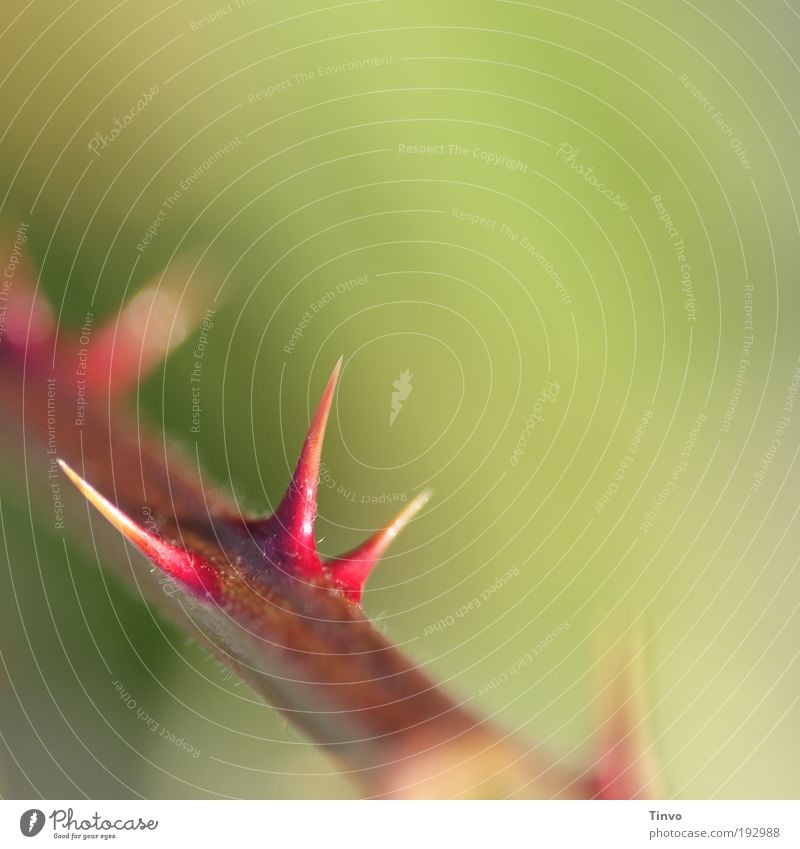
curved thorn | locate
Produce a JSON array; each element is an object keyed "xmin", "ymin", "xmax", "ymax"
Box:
[
  {"xmin": 328, "ymin": 488, "xmax": 432, "ymax": 603},
  {"xmin": 272, "ymin": 358, "xmax": 342, "ymax": 549},
  {"xmin": 58, "ymin": 459, "xmax": 217, "ymax": 597}
]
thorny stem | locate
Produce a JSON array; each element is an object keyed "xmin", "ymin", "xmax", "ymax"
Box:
[{"xmin": 0, "ymin": 234, "xmax": 654, "ymax": 799}]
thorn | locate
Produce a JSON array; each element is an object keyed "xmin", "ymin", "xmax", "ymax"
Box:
[
  {"xmin": 328, "ymin": 488, "xmax": 432, "ymax": 603},
  {"xmin": 0, "ymin": 223, "xmax": 53, "ymax": 354},
  {"xmin": 590, "ymin": 625, "xmax": 663, "ymax": 799},
  {"xmin": 58, "ymin": 459, "xmax": 218, "ymax": 598},
  {"xmin": 86, "ymin": 261, "xmax": 210, "ymax": 394},
  {"xmin": 272, "ymin": 358, "xmax": 342, "ymax": 551}
]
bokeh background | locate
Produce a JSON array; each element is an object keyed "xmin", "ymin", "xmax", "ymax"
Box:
[{"xmin": 1, "ymin": 0, "xmax": 799, "ymax": 799}]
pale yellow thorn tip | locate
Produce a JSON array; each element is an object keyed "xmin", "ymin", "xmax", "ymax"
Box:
[
  {"xmin": 389, "ymin": 488, "xmax": 433, "ymax": 535},
  {"xmin": 57, "ymin": 459, "xmax": 150, "ymax": 550},
  {"xmin": 374, "ymin": 488, "xmax": 433, "ymax": 551},
  {"xmin": 342, "ymin": 488, "xmax": 433, "ymax": 564}
]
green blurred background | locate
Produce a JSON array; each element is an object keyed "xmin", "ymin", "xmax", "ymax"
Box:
[{"xmin": 1, "ymin": 0, "xmax": 799, "ymax": 798}]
